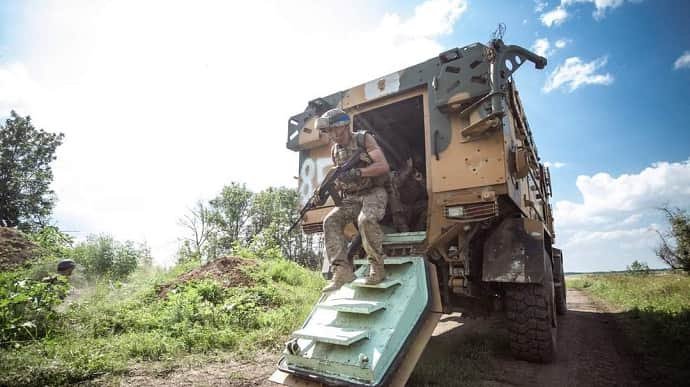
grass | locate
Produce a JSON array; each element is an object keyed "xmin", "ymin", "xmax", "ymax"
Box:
[
  {"xmin": 568, "ymin": 272, "xmax": 690, "ymax": 385},
  {"xmin": 0, "ymin": 258, "xmax": 324, "ymax": 386}
]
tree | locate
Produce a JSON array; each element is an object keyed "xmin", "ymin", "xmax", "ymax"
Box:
[
  {"xmin": 178, "ymin": 200, "xmax": 215, "ymax": 261},
  {"xmin": 208, "ymin": 182, "xmax": 253, "ymax": 253},
  {"xmin": 626, "ymin": 260, "xmax": 650, "ymax": 275},
  {"xmin": 0, "ymin": 111, "xmax": 64, "ymax": 231},
  {"xmin": 247, "ymin": 187, "xmax": 320, "ymax": 267},
  {"xmin": 655, "ymin": 207, "xmax": 690, "ymax": 272}
]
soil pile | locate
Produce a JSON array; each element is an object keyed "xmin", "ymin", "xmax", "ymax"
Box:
[
  {"xmin": 158, "ymin": 256, "xmax": 256, "ymax": 297},
  {"xmin": 0, "ymin": 227, "xmax": 37, "ymax": 270}
]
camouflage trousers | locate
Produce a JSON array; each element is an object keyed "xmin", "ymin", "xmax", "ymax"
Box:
[{"xmin": 323, "ymin": 186, "xmax": 387, "ymax": 268}]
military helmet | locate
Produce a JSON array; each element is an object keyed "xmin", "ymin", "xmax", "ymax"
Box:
[
  {"xmin": 57, "ymin": 259, "xmax": 76, "ymax": 276},
  {"xmin": 315, "ymin": 108, "xmax": 350, "ymax": 132}
]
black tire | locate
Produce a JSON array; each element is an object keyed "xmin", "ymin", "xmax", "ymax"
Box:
[{"xmin": 505, "ymin": 282, "xmax": 557, "ymax": 363}]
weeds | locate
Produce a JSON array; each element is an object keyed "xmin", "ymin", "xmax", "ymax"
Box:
[
  {"xmin": 0, "ymin": 258, "xmax": 323, "ymax": 386},
  {"xmin": 568, "ymin": 272, "xmax": 690, "ymax": 385}
]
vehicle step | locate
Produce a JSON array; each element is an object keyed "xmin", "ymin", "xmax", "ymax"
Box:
[
  {"xmin": 383, "ymin": 231, "xmax": 426, "ymax": 245},
  {"xmin": 318, "ymin": 299, "xmax": 386, "ymax": 314},
  {"xmin": 292, "ymin": 326, "xmax": 369, "ymax": 346},
  {"xmin": 354, "ymin": 256, "xmax": 417, "ymax": 266},
  {"xmin": 350, "ymin": 278, "xmax": 402, "ymax": 289}
]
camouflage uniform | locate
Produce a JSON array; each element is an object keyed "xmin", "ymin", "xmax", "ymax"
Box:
[
  {"xmin": 323, "ymin": 186, "xmax": 387, "ymax": 269},
  {"xmin": 324, "ymin": 131, "xmax": 388, "ymax": 278}
]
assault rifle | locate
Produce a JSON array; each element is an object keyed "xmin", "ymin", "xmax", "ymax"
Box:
[{"xmin": 288, "ymin": 148, "xmax": 365, "ymax": 233}]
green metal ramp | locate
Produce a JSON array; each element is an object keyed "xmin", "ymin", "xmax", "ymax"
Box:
[{"xmin": 273, "ymin": 232, "xmax": 441, "ymax": 387}]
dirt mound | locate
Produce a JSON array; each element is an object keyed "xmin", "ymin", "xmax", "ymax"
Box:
[
  {"xmin": 158, "ymin": 256, "xmax": 257, "ymax": 298},
  {"xmin": 0, "ymin": 227, "xmax": 37, "ymax": 270}
]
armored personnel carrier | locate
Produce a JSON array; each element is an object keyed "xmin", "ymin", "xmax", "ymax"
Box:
[{"xmin": 272, "ymin": 38, "xmax": 565, "ymax": 387}]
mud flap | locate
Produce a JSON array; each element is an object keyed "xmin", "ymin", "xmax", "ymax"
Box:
[{"xmin": 482, "ymin": 218, "xmax": 548, "ymax": 284}]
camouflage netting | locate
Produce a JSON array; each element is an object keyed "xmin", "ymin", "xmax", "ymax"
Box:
[
  {"xmin": 157, "ymin": 256, "xmax": 256, "ymax": 298},
  {"xmin": 0, "ymin": 227, "xmax": 37, "ymax": 271}
]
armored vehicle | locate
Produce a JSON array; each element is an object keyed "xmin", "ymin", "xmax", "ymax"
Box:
[{"xmin": 272, "ymin": 38, "xmax": 565, "ymax": 387}]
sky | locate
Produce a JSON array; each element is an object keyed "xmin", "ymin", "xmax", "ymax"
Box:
[{"xmin": 1, "ymin": 0, "xmax": 689, "ymax": 272}]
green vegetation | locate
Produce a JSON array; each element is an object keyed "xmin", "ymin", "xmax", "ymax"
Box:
[
  {"xmin": 71, "ymin": 234, "xmax": 151, "ymax": 279},
  {"xmin": 0, "ymin": 110, "xmax": 327, "ymax": 385},
  {"xmin": 655, "ymin": 207, "xmax": 690, "ymax": 272},
  {"xmin": 568, "ymin": 272, "xmax": 690, "ymax": 384},
  {"xmin": 0, "ymin": 257, "xmax": 324, "ymax": 386},
  {"xmin": 0, "ymin": 111, "xmax": 64, "ymax": 231},
  {"xmin": 178, "ymin": 183, "xmax": 321, "ymax": 269},
  {"xmin": 626, "ymin": 260, "xmax": 651, "ymax": 275}
]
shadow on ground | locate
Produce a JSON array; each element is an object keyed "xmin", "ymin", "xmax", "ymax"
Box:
[{"xmin": 407, "ymin": 288, "xmax": 689, "ymax": 387}]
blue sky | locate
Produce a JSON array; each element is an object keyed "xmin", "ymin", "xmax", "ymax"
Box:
[{"xmin": 0, "ymin": 0, "xmax": 688, "ymax": 271}]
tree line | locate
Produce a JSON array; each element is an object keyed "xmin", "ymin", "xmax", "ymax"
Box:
[{"xmin": 176, "ymin": 183, "xmax": 322, "ymax": 269}]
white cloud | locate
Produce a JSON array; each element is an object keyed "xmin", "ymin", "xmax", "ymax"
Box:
[
  {"xmin": 543, "ymin": 56, "xmax": 614, "ymax": 92},
  {"xmin": 0, "ymin": 62, "xmax": 43, "ymax": 113},
  {"xmin": 531, "ymin": 38, "xmax": 570, "ymax": 58},
  {"xmin": 674, "ymin": 51, "xmax": 690, "ymax": 70},
  {"xmin": 555, "ymin": 160, "xmax": 690, "ymax": 272},
  {"xmin": 534, "ymin": 0, "xmax": 549, "ymax": 13},
  {"xmin": 540, "ymin": 0, "xmax": 636, "ymax": 26},
  {"xmin": 382, "ymin": 0, "xmax": 467, "ymax": 38},
  {"xmin": 561, "ymin": 226, "xmax": 660, "ymax": 272},
  {"xmin": 1, "ymin": 0, "xmax": 469, "ymax": 266},
  {"xmin": 554, "ymin": 39, "xmax": 569, "ymax": 49},
  {"xmin": 562, "ymin": 0, "xmax": 625, "ymax": 19},
  {"xmin": 544, "ymin": 161, "xmax": 567, "ymax": 168},
  {"xmin": 532, "ymin": 38, "xmax": 551, "ymax": 57},
  {"xmin": 555, "ymin": 160, "xmax": 690, "ymax": 227},
  {"xmin": 540, "ymin": 6, "xmax": 568, "ymax": 27}
]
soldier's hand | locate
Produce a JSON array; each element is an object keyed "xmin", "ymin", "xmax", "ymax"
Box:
[
  {"xmin": 340, "ymin": 168, "xmax": 361, "ymax": 183},
  {"xmin": 308, "ymin": 188, "xmax": 325, "ymax": 207}
]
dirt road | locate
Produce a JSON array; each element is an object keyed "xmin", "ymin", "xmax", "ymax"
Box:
[
  {"xmin": 116, "ymin": 288, "xmax": 640, "ymax": 386},
  {"xmin": 410, "ymin": 288, "xmax": 640, "ymax": 387}
]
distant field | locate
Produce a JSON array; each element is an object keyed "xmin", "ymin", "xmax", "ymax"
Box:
[{"xmin": 567, "ymin": 272, "xmax": 690, "ymax": 385}]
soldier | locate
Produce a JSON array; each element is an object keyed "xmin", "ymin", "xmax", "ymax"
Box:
[{"xmin": 316, "ymin": 108, "xmax": 391, "ymax": 292}]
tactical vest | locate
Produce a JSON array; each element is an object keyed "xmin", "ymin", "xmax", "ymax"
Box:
[{"xmin": 332, "ymin": 131, "xmax": 385, "ymax": 194}]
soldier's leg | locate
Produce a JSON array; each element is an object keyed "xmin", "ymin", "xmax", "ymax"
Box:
[
  {"xmin": 357, "ymin": 187, "xmax": 388, "ymax": 284},
  {"xmin": 322, "ymin": 203, "xmax": 358, "ymax": 291}
]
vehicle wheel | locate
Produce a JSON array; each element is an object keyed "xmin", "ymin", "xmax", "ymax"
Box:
[{"xmin": 505, "ymin": 280, "xmax": 557, "ymax": 363}]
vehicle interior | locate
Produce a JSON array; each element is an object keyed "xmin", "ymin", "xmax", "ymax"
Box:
[{"xmin": 352, "ymin": 95, "xmax": 428, "ymax": 233}]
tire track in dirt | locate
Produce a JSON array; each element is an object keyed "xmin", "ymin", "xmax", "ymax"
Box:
[{"xmin": 416, "ymin": 288, "xmax": 640, "ymax": 387}]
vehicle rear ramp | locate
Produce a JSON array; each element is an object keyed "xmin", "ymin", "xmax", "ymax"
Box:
[{"xmin": 270, "ymin": 232, "xmax": 442, "ymax": 387}]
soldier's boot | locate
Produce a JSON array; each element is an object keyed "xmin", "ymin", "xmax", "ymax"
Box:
[
  {"xmin": 365, "ymin": 255, "xmax": 386, "ymax": 285},
  {"xmin": 322, "ymin": 263, "xmax": 355, "ymax": 292}
]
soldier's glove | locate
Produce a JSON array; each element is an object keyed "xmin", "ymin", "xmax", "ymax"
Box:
[
  {"xmin": 311, "ymin": 189, "xmax": 327, "ymax": 207},
  {"xmin": 340, "ymin": 168, "xmax": 361, "ymax": 183}
]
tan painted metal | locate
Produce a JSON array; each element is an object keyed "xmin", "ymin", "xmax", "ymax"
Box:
[{"xmin": 428, "ymin": 120, "xmax": 506, "ymax": 193}]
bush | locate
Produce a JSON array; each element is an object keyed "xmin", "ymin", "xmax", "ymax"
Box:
[
  {"xmin": 0, "ymin": 271, "xmax": 69, "ymax": 345},
  {"xmin": 71, "ymin": 234, "xmax": 145, "ymax": 279},
  {"xmin": 0, "ymin": 257, "xmax": 325, "ymax": 385},
  {"xmin": 627, "ymin": 260, "xmax": 651, "ymax": 275}
]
